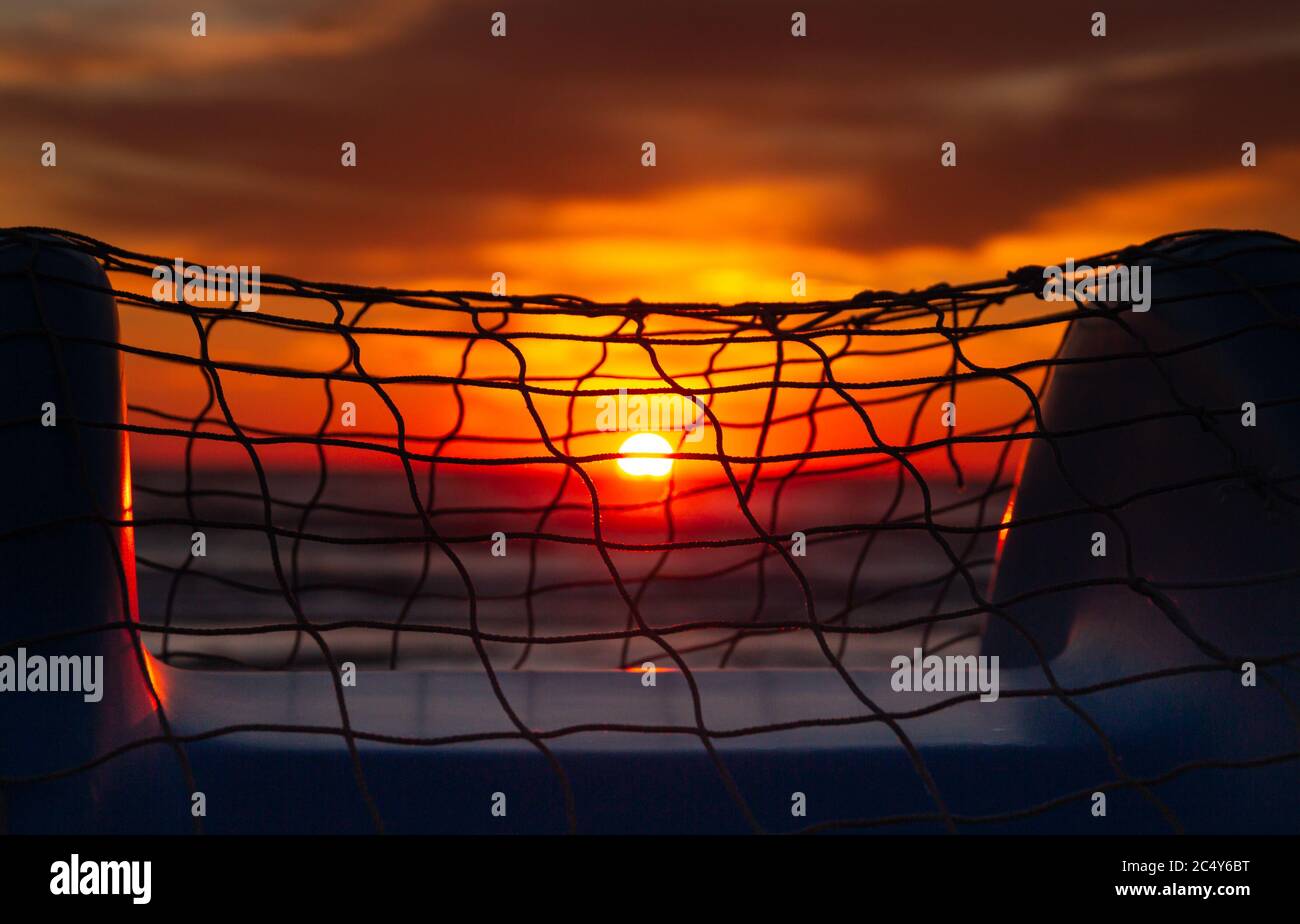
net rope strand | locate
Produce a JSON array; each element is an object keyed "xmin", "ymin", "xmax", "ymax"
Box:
[{"xmin": 2, "ymin": 226, "xmax": 1300, "ymax": 834}]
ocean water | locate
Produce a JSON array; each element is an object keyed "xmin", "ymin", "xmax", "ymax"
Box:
[{"xmin": 131, "ymin": 465, "xmax": 1000, "ymax": 671}]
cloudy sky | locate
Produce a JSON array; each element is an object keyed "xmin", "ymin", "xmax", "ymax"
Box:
[{"xmin": 4, "ymin": 0, "xmax": 1299, "ymax": 300}]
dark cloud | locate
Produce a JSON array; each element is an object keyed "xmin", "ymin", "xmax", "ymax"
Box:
[{"xmin": 3, "ymin": 0, "xmax": 1298, "ymax": 289}]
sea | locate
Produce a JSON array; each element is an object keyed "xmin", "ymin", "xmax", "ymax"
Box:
[{"xmin": 130, "ymin": 464, "xmax": 999, "ymax": 672}]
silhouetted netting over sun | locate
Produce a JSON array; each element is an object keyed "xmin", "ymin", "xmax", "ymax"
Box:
[{"xmin": 3, "ymin": 226, "xmax": 1299, "ymax": 834}]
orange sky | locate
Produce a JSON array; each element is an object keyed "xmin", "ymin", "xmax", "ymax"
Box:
[{"xmin": 3, "ymin": 0, "xmax": 1299, "ymax": 475}]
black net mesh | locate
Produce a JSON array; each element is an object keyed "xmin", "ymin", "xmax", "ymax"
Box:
[{"xmin": 3, "ymin": 226, "xmax": 1299, "ymax": 834}]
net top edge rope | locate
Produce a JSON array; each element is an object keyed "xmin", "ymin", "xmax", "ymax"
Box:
[{"xmin": 4, "ymin": 225, "xmax": 1296, "ymax": 324}]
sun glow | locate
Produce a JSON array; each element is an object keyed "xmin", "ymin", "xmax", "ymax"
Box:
[{"xmin": 617, "ymin": 433, "xmax": 674, "ymax": 478}]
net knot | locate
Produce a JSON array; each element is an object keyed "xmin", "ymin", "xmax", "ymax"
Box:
[
  {"xmin": 1192, "ymin": 406, "xmax": 1218, "ymax": 432},
  {"xmin": 1128, "ymin": 576, "xmax": 1152, "ymax": 594},
  {"xmin": 1221, "ymin": 463, "xmax": 1286, "ymax": 517},
  {"xmin": 1007, "ymin": 265, "xmax": 1045, "ymax": 293}
]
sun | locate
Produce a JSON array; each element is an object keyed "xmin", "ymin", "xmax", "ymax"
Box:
[{"xmin": 617, "ymin": 432, "xmax": 674, "ymax": 478}]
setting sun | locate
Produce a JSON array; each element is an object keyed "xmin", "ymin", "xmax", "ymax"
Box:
[{"xmin": 616, "ymin": 433, "xmax": 674, "ymax": 478}]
